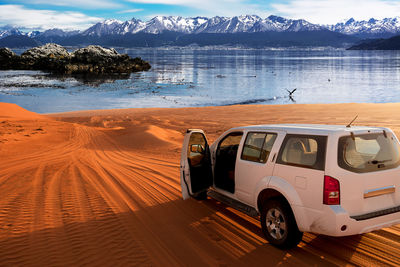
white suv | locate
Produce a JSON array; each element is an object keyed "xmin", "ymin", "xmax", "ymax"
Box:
[{"xmin": 180, "ymin": 124, "xmax": 400, "ymax": 248}]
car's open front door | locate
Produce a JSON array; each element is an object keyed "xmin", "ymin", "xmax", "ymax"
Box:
[{"xmin": 180, "ymin": 129, "xmax": 213, "ymax": 200}]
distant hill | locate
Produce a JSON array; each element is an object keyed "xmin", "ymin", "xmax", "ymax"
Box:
[
  {"xmin": 174, "ymin": 31, "xmax": 359, "ymax": 47},
  {"xmin": 42, "ymin": 30, "xmax": 357, "ymax": 48},
  {"xmin": 348, "ymin": 35, "xmax": 400, "ymax": 50},
  {"xmin": 0, "ymin": 35, "xmax": 40, "ymax": 48},
  {"xmin": 0, "ymin": 30, "xmax": 358, "ymax": 49}
]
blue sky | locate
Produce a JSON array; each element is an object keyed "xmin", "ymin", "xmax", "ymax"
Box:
[{"xmin": 1, "ymin": 0, "xmax": 400, "ymax": 31}]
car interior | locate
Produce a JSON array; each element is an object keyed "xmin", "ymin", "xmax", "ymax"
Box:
[
  {"xmin": 187, "ymin": 133, "xmax": 213, "ymax": 193},
  {"xmin": 282, "ymin": 137, "xmax": 318, "ymax": 166},
  {"xmin": 214, "ymin": 132, "xmax": 243, "ymax": 193}
]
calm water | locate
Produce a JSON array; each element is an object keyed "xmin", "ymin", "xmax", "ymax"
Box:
[{"xmin": 1, "ymin": 48, "xmax": 400, "ymax": 113}]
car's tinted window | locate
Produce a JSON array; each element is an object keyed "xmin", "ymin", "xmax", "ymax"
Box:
[
  {"xmin": 241, "ymin": 132, "xmax": 277, "ymax": 163},
  {"xmin": 277, "ymin": 134, "xmax": 327, "ymax": 170},
  {"xmin": 338, "ymin": 132, "xmax": 400, "ymax": 173},
  {"xmin": 219, "ymin": 132, "xmax": 243, "ymax": 150}
]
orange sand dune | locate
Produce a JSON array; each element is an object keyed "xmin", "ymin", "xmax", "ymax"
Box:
[
  {"xmin": 1, "ymin": 102, "xmax": 400, "ymax": 266},
  {"xmin": 0, "ymin": 103, "xmax": 44, "ymax": 119}
]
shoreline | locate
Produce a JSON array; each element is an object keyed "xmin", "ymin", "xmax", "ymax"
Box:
[{"xmin": 43, "ymin": 101, "xmax": 400, "ymax": 115}]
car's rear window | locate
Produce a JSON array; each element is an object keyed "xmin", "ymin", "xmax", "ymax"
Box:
[{"xmin": 338, "ymin": 132, "xmax": 400, "ymax": 173}]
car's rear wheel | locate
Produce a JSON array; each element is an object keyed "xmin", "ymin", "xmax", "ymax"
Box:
[{"xmin": 260, "ymin": 199, "xmax": 303, "ymax": 249}]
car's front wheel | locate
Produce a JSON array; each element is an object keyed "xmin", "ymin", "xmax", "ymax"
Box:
[{"xmin": 260, "ymin": 199, "xmax": 303, "ymax": 249}]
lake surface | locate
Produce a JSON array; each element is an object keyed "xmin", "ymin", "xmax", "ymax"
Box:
[{"xmin": 1, "ymin": 48, "xmax": 400, "ymax": 113}]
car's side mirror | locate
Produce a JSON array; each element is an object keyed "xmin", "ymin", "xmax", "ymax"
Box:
[{"xmin": 190, "ymin": 144, "xmax": 205, "ymax": 154}]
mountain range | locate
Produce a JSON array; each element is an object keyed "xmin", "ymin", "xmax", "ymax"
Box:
[
  {"xmin": 80, "ymin": 15, "xmax": 324, "ymax": 36},
  {"xmin": 1, "ymin": 15, "xmax": 400, "ymax": 48},
  {"xmin": 326, "ymin": 17, "xmax": 400, "ymax": 38}
]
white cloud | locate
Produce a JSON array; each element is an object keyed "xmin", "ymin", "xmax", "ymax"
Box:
[
  {"xmin": 117, "ymin": 8, "xmax": 144, "ymax": 14},
  {"xmin": 0, "ymin": 5, "xmax": 103, "ymax": 31},
  {"xmin": 126, "ymin": 0, "xmax": 268, "ymax": 17},
  {"xmin": 20, "ymin": 0, "xmax": 120, "ymax": 9},
  {"xmin": 271, "ymin": 0, "xmax": 400, "ymax": 24},
  {"xmin": 126, "ymin": 0, "xmax": 203, "ymax": 4}
]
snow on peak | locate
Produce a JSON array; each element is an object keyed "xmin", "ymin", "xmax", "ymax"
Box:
[
  {"xmin": 82, "ymin": 19, "xmax": 123, "ymax": 36},
  {"xmin": 0, "ymin": 26, "xmax": 22, "ymax": 38},
  {"xmin": 104, "ymin": 19, "xmax": 122, "ymax": 25},
  {"xmin": 77, "ymin": 15, "xmax": 325, "ymax": 36},
  {"xmin": 329, "ymin": 17, "xmax": 400, "ymax": 36},
  {"xmin": 6, "ymin": 15, "xmax": 400, "ymax": 39}
]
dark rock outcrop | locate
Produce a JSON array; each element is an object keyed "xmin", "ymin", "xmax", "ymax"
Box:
[
  {"xmin": 0, "ymin": 47, "xmax": 20, "ymax": 68},
  {"xmin": 19, "ymin": 43, "xmax": 70, "ymax": 71},
  {"xmin": 66, "ymin": 45, "xmax": 151, "ymax": 74},
  {"xmin": 0, "ymin": 43, "xmax": 151, "ymax": 74}
]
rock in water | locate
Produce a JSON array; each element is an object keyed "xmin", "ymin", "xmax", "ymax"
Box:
[
  {"xmin": 20, "ymin": 43, "xmax": 71, "ymax": 71},
  {"xmin": 72, "ymin": 45, "xmax": 119, "ymax": 63},
  {"xmin": 0, "ymin": 44, "xmax": 151, "ymax": 74},
  {"xmin": 0, "ymin": 47, "xmax": 19, "ymax": 69},
  {"xmin": 65, "ymin": 45, "xmax": 151, "ymax": 74},
  {"xmin": 21, "ymin": 43, "xmax": 70, "ymax": 60}
]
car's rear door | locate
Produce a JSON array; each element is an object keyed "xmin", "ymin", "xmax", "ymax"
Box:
[
  {"xmin": 333, "ymin": 130, "xmax": 400, "ymax": 217},
  {"xmin": 180, "ymin": 129, "xmax": 213, "ymax": 200},
  {"xmin": 272, "ymin": 134, "xmax": 328, "ymax": 212}
]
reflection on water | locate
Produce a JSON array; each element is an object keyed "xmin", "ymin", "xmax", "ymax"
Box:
[
  {"xmin": 1, "ymin": 48, "xmax": 400, "ymax": 113},
  {"xmin": 48, "ymin": 73, "xmax": 132, "ymax": 86}
]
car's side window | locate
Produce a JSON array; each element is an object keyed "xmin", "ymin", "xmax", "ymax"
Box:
[
  {"xmin": 277, "ymin": 134, "xmax": 327, "ymax": 170},
  {"xmin": 241, "ymin": 132, "xmax": 277, "ymax": 163}
]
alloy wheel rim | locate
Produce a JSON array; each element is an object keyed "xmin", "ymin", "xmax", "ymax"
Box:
[{"xmin": 266, "ymin": 208, "xmax": 287, "ymax": 240}]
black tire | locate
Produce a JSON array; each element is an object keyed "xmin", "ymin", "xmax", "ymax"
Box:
[
  {"xmin": 260, "ymin": 199, "xmax": 303, "ymax": 249},
  {"xmin": 193, "ymin": 190, "xmax": 208, "ymax": 200}
]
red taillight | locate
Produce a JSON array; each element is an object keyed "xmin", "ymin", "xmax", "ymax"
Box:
[{"xmin": 323, "ymin": 175, "xmax": 340, "ymax": 205}]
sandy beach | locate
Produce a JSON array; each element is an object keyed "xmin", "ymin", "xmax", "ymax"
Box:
[{"xmin": 1, "ymin": 102, "xmax": 400, "ymax": 266}]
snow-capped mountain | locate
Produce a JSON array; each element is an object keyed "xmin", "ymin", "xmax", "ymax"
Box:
[
  {"xmin": 0, "ymin": 15, "xmax": 361, "ymax": 48},
  {"xmin": 2, "ymin": 15, "xmax": 400, "ymax": 42},
  {"xmin": 0, "ymin": 27, "xmax": 79, "ymax": 39},
  {"xmin": 116, "ymin": 18, "xmax": 146, "ymax": 34},
  {"xmin": 82, "ymin": 19, "xmax": 123, "ymax": 36},
  {"xmin": 0, "ymin": 25, "xmax": 22, "ymax": 38},
  {"xmin": 142, "ymin": 16, "xmax": 208, "ymax": 34},
  {"xmin": 82, "ymin": 16, "xmax": 209, "ymax": 35},
  {"xmin": 38, "ymin": 28, "xmax": 80, "ymax": 37},
  {"xmin": 327, "ymin": 17, "xmax": 400, "ymax": 37},
  {"xmin": 26, "ymin": 31, "xmax": 41, "ymax": 38},
  {"xmin": 195, "ymin": 15, "xmax": 259, "ymax": 33},
  {"xmin": 79, "ymin": 15, "xmax": 323, "ymax": 36}
]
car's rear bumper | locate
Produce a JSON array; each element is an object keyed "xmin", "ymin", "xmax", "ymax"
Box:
[{"xmin": 296, "ymin": 205, "xmax": 400, "ymax": 236}]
